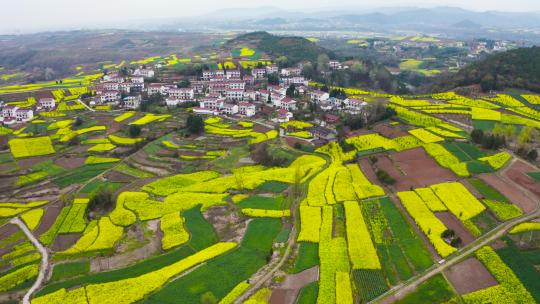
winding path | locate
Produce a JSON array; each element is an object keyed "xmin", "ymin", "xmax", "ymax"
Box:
[{"xmin": 10, "ymin": 217, "xmax": 50, "ymax": 304}]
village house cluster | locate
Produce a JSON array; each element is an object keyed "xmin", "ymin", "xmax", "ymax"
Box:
[{"xmin": 0, "ymin": 58, "xmax": 366, "ymax": 136}]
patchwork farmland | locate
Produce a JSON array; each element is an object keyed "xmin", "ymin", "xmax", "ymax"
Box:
[{"xmin": 0, "ymin": 33, "xmax": 539, "ymax": 304}]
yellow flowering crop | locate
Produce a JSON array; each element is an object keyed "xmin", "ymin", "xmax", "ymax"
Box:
[{"xmin": 343, "ymin": 201, "xmax": 381, "ymax": 269}]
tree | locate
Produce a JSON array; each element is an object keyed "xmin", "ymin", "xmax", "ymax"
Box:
[
  {"xmin": 267, "ymin": 74, "xmax": 279, "ymax": 85},
  {"xmin": 128, "ymin": 125, "xmax": 141, "ymax": 138},
  {"xmin": 317, "ymin": 53, "xmax": 330, "ymax": 74},
  {"xmin": 286, "ymin": 84, "xmax": 296, "ymax": 98},
  {"xmin": 275, "ymin": 56, "xmax": 288, "ymax": 67},
  {"xmin": 471, "ymin": 129, "xmax": 484, "ymax": 144},
  {"xmin": 186, "ymin": 114, "xmax": 204, "ymax": 134},
  {"xmin": 178, "ymin": 79, "xmax": 191, "ymax": 88},
  {"xmin": 87, "ymin": 186, "xmax": 114, "ymax": 219},
  {"xmin": 527, "ymin": 149, "xmax": 538, "ymax": 161}
]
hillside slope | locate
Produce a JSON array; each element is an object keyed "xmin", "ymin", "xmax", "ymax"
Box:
[
  {"xmin": 432, "ymin": 46, "xmax": 540, "ymax": 93},
  {"xmin": 224, "ymin": 31, "xmax": 335, "ymax": 64}
]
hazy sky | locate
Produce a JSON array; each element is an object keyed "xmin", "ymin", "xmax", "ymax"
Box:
[{"xmin": 4, "ymin": 0, "xmax": 540, "ymax": 33}]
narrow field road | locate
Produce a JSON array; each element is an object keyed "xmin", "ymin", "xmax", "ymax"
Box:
[{"xmin": 10, "ymin": 217, "xmax": 50, "ymax": 304}]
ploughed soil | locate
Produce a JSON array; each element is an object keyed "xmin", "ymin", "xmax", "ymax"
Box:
[
  {"xmin": 359, "ymin": 148, "xmax": 456, "ymax": 191},
  {"xmin": 503, "ymin": 160, "xmax": 540, "ymax": 199},
  {"xmin": 52, "ymin": 233, "xmax": 82, "ymax": 252},
  {"xmin": 284, "ymin": 137, "xmax": 310, "ymax": 148},
  {"xmin": 253, "ymin": 124, "xmax": 272, "ymax": 133},
  {"xmin": 444, "ymin": 257, "xmax": 498, "ymax": 294},
  {"xmin": 104, "ymin": 170, "xmax": 134, "ymax": 183},
  {"xmin": 479, "ymin": 173, "xmax": 537, "ymax": 214},
  {"xmin": 35, "ymin": 204, "xmax": 62, "ymax": 236},
  {"xmin": 435, "ymin": 212, "xmax": 475, "ymax": 246},
  {"xmin": 55, "ymin": 157, "xmax": 85, "ymax": 170},
  {"xmin": 17, "ymin": 155, "xmax": 51, "ymax": 170},
  {"xmin": 373, "ymin": 124, "xmax": 408, "ymax": 139},
  {"xmin": 0, "ymin": 223, "xmax": 22, "ymax": 255},
  {"xmin": 270, "ymin": 266, "xmax": 319, "ymax": 304}
]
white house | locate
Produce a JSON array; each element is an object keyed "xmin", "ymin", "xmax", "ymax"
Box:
[
  {"xmin": 123, "ymin": 96, "xmax": 141, "ymax": 109},
  {"xmin": 134, "ymin": 68, "xmax": 155, "ymax": 78},
  {"xmin": 226, "ymin": 89, "xmax": 244, "ymax": 101},
  {"xmin": 280, "ymin": 97, "xmax": 297, "ymax": 111},
  {"xmin": 38, "ymin": 98, "xmax": 56, "ymax": 110},
  {"xmin": 310, "ymin": 90, "xmax": 330, "ymax": 103},
  {"xmin": 280, "ymin": 67, "xmax": 301, "ymax": 77},
  {"xmin": 252, "ymin": 68, "xmax": 266, "ymax": 79},
  {"xmin": 239, "ymin": 102, "xmax": 256, "ymax": 117},
  {"xmin": 15, "ymin": 108, "xmax": 33, "ymax": 122},
  {"xmin": 221, "ymin": 103, "xmax": 239, "ymax": 115},
  {"xmin": 266, "ymin": 65, "xmax": 279, "ymax": 74},
  {"xmin": 225, "ymin": 70, "xmax": 241, "ymax": 79},
  {"xmin": 101, "ymin": 91, "xmax": 120, "ymax": 103},
  {"xmin": 168, "ymin": 88, "xmax": 194, "ymax": 100}
]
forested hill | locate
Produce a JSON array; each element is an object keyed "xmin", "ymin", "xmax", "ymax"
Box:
[
  {"xmin": 431, "ymin": 46, "xmax": 540, "ymax": 93},
  {"xmin": 225, "ymin": 31, "xmax": 335, "ymax": 64}
]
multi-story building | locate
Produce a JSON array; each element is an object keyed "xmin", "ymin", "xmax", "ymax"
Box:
[
  {"xmin": 123, "ymin": 96, "xmax": 141, "ymax": 109},
  {"xmin": 239, "ymin": 102, "xmax": 256, "ymax": 117},
  {"xmin": 168, "ymin": 88, "xmax": 194, "ymax": 100},
  {"xmin": 38, "ymin": 98, "xmax": 56, "ymax": 110},
  {"xmin": 252, "ymin": 68, "xmax": 266, "ymax": 79}
]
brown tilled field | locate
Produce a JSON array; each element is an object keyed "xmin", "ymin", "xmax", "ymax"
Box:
[
  {"xmin": 479, "ymin": 173, "xmax": 537, "ymax": 214},
  {"xmin": 435, "ymin": 212, "xmax": 475, "ymax": 245},
  {"xmin": 359, "ymin": 148, "xmax": 457, "ymax": 191},
  {"xmin": 444, "ymin": 257, "xmax": 497, "ymax": 294},
  {"xmin": 503, "ymin": 160, "xmax": 540, "ymax": 199},
  {"xmin": 373, "ymin": 124, "xmax": 408, "ymax": 139},
  {"xmin": 55, "ymin": 157, "xmax": 85, "ymax": 170}
]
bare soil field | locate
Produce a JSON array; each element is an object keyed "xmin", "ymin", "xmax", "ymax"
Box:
[
  {"xmin": 52, "ymin": 233, "xmax": 82, "ymax": 252},
  {"xmin": 503, "ymin": 160, "xmax": 540, "ymax": 199},
  {"xmin": 360, "ymin": 148, "xmax": 456, "ymax": 191},
  {"xmin": 104, "ymin": 171, "xmax": 133, "ymax": 183},
  {"xmin": 284, "ymin": 137, "xmax": 310, "ymax": 148},
  {"xmin": 444, "ymin": 257, "xmax": 497, "ymax": 294},
  {"xmin": 435, "ymin": 212, "xmax": 475, "ymax": 245},
  {"xmin": 35, "ymin": 204, "xmax": 62, "ymax": 236},
  {"xmin": 373, "ymin": 124, "xmax": 408, "ymax": 139},
  {"xmin": 270, "ymin": 266, "xmax": 319, "ymax": 304},
  {"xmin": 55, "ymin": 157, "xmax": 85, "ymax": 170},
  {"xmin": 17, "ymin": 155, "xmax": 50, "ymax": 170},
  {"xmin": 390, "ymin": 148, "xmax": 457, "ymax": 189},
  {"xmin": 479, "ymin": 173, "xmax": 537, "ymax": 214},
  {"xmin": 253, "ymin": 124, "xmax": 272, "ymax": 133}
]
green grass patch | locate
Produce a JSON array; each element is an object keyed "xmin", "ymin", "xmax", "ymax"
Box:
[
  {"xmin": 526, "ymin": 172, "xmax": 540, "ymax": 181},
  {"xmin": 37, "ymin": 205, "xmax": 217, "ymax": 296},
  {"xmin": 473, "ymin": 120, "xmax": 497, "ymax": 132},
  {"xmin": 522, "ymin": 249, "xmax": 540, "ymax": 265},
  {"xmin": 395, "ymin": 274, "xmax": 455, "ymax": 304},
  {"xmin": 467, "ymin": 161, "xmax": 494, "ymax": 174},
  {"xmin": 296, "ymin": 282, "xmax": 318, "ymax": 304},
  {"xmin": 80, "ymin": 181, "xmax": 125, "ymax": 194},
  {"xmin": 497, "ymin": 238, "xmax": 540, "ymax": 303},
  {"xmin": 378, "ymin": 197, "xmax": 433, "ymax": 271},
  {"xmin": 144, "ymin": 218, "xmax": 281, "ymax": 303},
  {"xmin": 290, "ymin": 242, "xmax": 319, "ymax": 274},
  {"xmin": 468, "ymin": 178, "xmax": 509, "ymax": 202},
  {"xmin": 352, "ymin": 269, "xmax": 389, "ymax": 302},
  {"xmin": 53, "ymin": 163, "xmax": 114, "ymax": 188},
  {"xmin": 31, "ymin": 160, "xmax": 66, "ymax": 176},
  {"xmin": 0, "ymin": 152, "xmax": 13, "ymax": 164},
  {"xmin": 237, "ymin": 195, "xmax": 288, "ymax": 210},
  {"xmin": 114, "ymin": 162, "xmax": 155, "ymax": 178},
  {"xmin": 50, "ymin": 261, "xmax": 90, "ymax": 282},
  {"xmin": 256, "ymin": 181, "xmax": 289, "ymax": 193}
]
